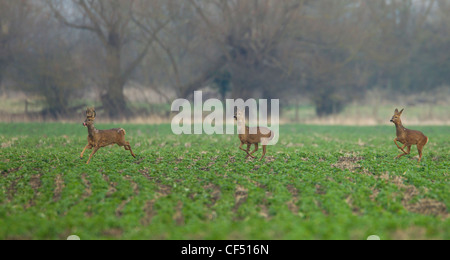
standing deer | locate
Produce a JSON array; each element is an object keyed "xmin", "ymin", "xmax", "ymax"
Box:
[
  {"xmin": 234, "ymin": 109, "xmax": 274, "ymax": 161},
  {"xmin": 80, "ymin": 108, "xmax": 136, "ymax": 164},
  {"xmin": 390, "ymin": 108, "xmax": 429, "ymax": 163}
]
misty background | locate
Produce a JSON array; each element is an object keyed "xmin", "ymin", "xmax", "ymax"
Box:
[{"xmin": 0, "ymin": 0, "xmax": 449, "ymax": 124}]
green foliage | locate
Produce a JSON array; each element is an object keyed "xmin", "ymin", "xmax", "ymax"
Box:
[{"xmin": 0, "ymin": 123, "xmax": 448, "ymax": 240}]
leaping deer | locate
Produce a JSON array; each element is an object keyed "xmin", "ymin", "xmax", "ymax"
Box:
[
  {"xmin": 390, "ymin": 108, "xmax": 429, "ymax": 163},
  {"xmin": 234, "ymin": 109, "xmax": 274, "ymax": 161},
  {"xmin": 80, "ymin": 107, "xmax": 136, "ymax": 164}
]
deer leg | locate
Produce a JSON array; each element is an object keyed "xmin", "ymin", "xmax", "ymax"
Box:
[
  {"xmin": 249, "ymin": 143, "xmax": 259, "ymax": 157},
  {"xmin": 417, "ymin": 144, "xmax": 424, "ymax": 163},
  {"xmin": 395, "ymin": 144, "xmax": 407, "ymax": 158},
  {"xmin": 417, "ymin": 137, "xmax": 429, "ymax": 163},
  {"xmin": 86, "ymin": 147, "xmax": 100, "ymax": 165},
  {"xmin": 239, "ymin": 142, "xmax": 245, "ymax": 152},
  {"xmin": 245, "ymin": 144, "xmax": 256, "ymax": 159},
  {"xmin": 259, "ymin": 145, "xmax": 267, "ymax": 161},
  {"xmin": 80, "ymin": 144, "xmax": 92, "ymax": 159},
  {"xmin": 239, "ymin": 142, "xmax": 247, "ymax": 156},
  {"xmin": 249, "ymin": 144, "xmax": 257, "ymax": 159},
  {"xmin": 240, "ymin": 142, "xmax": 253, "ymax": 158},
  {"xmin": 124, "ymin": 142, "xmax": 136, "ymax": 158},
  {"xmin": 396, "ymin": 145, "xmax": 411, "ymax": 159},
  {"xmin": 394, "ymin": 138, "xmax": 407, "ymax": 154}
]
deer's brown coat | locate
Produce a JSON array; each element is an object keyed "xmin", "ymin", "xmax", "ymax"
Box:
[
  {"xmin": 235, "ymin": 110, "xmax": 273, "ymax": 161},
  {"xmin": 80, "ymin": 108, "xmax": 136, "ymax": 164},
  {"xmin": 391, "ymin": 108, "xmax": 428, "ymax": 163}
]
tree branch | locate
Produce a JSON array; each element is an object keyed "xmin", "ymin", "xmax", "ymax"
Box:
[
  {"xmin": 75, "ymin": 0, "xmax": 108, "ymax": 46},
  {"xmin": 48, "ymin": 1, "xmax": 96, "ymax": 32},
  {"xmin": 47, "ymin": 0, "xmax": 108, "ymax": 47},
  {"xmin": 123, "ymin": 16, "xmax": 169, "ymax": 82},
  {"xmin": 179, "ymin": 55, "xmax": 227, "ymax": 98}
]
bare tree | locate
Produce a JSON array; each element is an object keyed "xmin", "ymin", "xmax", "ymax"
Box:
[
  {"xmin": 0, "ymin": 0, "xmax": 34, "ymax": 91},
  {"xmin": 361, "ymin": 0, "xmax": 439, "ymax": 92},
  {"xmin": 188, "ymin": 0, "xmax": 305, "ymax": 100},
  {"xmin": 277, "ymin": 0, "xmax": 375, "ymax": 116},
  {"xmin": 131, "ymin": 0, "xmax": 225, "ymax": 99},
  {"xmin": 2, "ymin": 0, "xmax": 449, "ymax": 121},
  {"xmin": 47, "ymin": 0, "xmax": 167, "ymax": 118},
  {"xmin": 8, "ymin": 2, "xmax": 83, "ymax": 118}
]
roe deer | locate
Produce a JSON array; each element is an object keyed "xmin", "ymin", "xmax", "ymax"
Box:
[
  {"xmin": 234, "ymin": 110, "xmax": 274, "ymax": 161},
  {"xmin": 80, "ymin": 108, "xmax": 136, "ymax": 164},
  {"xmin": 390, "ymin": 108, "xmax": 429, "ymax": 163}
]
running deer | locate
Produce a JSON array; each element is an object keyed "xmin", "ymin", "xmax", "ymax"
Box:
[
  {"xmin": 390, "ymin": 108, "xmax": 429, "ymax": 163},
  {"xmin": 80, "ymin": 108, "xmax": 136, "ymax": 164},
  {"xmin": 234, "ymin": 109, "xmax": 274, "ymax": 161}
]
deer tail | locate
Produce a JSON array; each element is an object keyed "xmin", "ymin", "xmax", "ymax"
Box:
[
  {"xmin": 267, "ymin": 131, "xmax": 275, "ymax": 141},
  {"xmin": 261, "ymin": 130, "xmax": 275, "ymax": 146}
]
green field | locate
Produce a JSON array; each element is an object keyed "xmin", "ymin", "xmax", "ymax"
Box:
[{"xmin": 0, "ymin": 123, "xmax": 448, "ymax": 240}]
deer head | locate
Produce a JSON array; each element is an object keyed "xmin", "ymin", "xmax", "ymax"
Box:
[
  {"xmin": 83, "ymin": 117, "xmax": 94, "ymax": 127},
  {"xmin": 234, "ymin": 109, "xmax": 245, "ymax": 124},
  {"xmin": 390, "ymin": 108, "xmax": 404, "ymax": 124},
  {"xmin": 86, "ymin": 107, "xmax": 96, "ymax": 119}
]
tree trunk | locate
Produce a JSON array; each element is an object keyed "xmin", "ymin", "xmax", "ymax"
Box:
[
  {"xmin": 231, "ymin": 83, "xmax": 253, "ymax": 101},
  {"xmin": 101, "ymin": 80, "xmax": 126, "ymax": 118},
  {"xmin": 314, "ymin": 92, "xmax": 345, "ymax": 117},
  {"xmin": 101, "ymin": 32, "xmax": 127, "ymax": 119},
  {"xmin": 230, "ymin": 67, "xmax": 254, "ymax": 101},
  {"xmin": 0, "ymin": 71, "xmax": 3, "ymax": 96}
]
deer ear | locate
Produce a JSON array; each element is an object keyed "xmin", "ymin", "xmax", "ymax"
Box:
[
  {"xmin": 394, "ymin": 108, "xmax": 399, "ymax": 114},
  {"xmin": 399, "ymin": 109, "xmax": 404, "ymax": 115}
]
